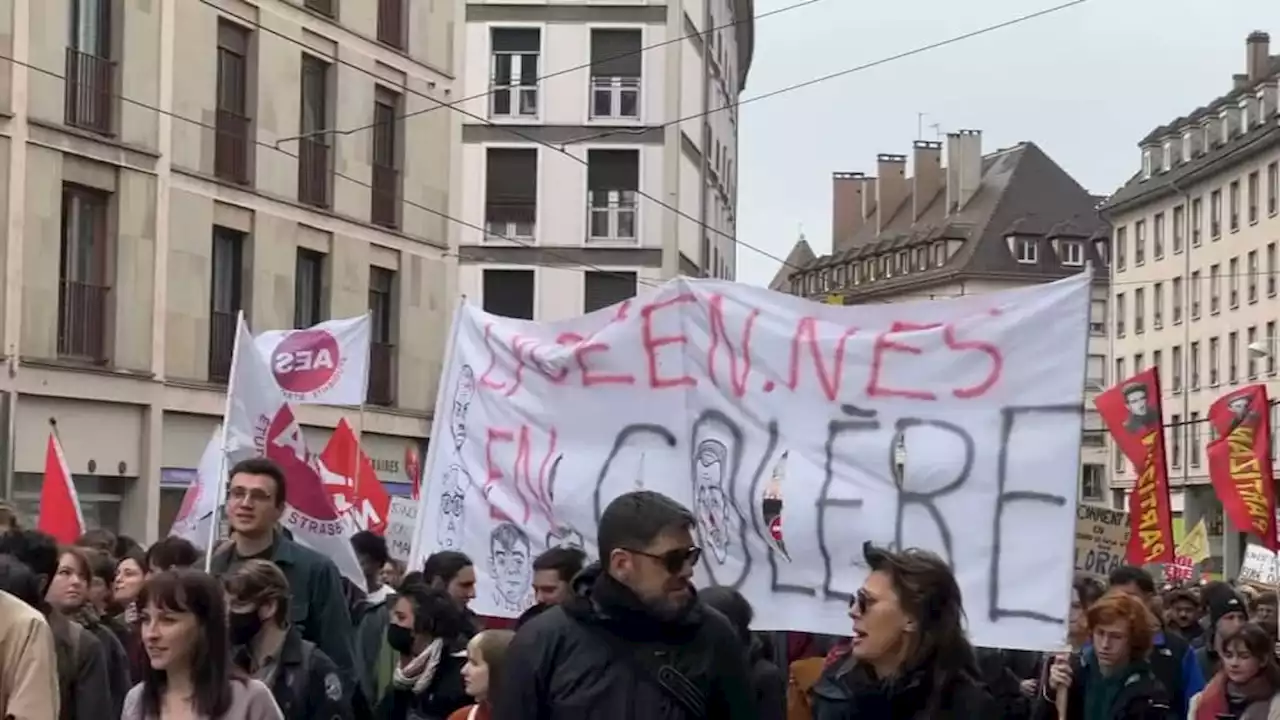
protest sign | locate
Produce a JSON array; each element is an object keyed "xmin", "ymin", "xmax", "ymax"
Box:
[
  {"xmin": 1240, "ymin": 544, "xmax": 1279, "ymax": 586},
  {"xmin": 1074, "ymin": 503, "xmax": 1128, "ymax": 580},
  {"xmin": 386, "ymin": 497, "xmax": 417, "ymax": 562},
  {"xmin": 410, "ymin": 273, "xmax": 1091, "ymax": 651}
]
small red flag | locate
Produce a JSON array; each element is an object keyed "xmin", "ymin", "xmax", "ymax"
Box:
[{"xmin": 38, "ymin": 431, "xmax": 84, "ymax": 543}]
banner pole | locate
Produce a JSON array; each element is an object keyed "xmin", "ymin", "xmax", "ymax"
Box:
[{"xmin": 205, "ymin": 311, "xmax": 244, "ymax": 571}]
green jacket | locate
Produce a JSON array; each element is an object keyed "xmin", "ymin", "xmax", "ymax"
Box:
[{"xmin": 209, "ymin": 534, "xmax": 356, "ymax": 688}]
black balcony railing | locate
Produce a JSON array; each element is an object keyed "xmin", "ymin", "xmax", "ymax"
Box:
[
  {"xmin": 298, "ymin": 137, "xmax": 331, "ymax": 208},
  {"xmin": 209, "ymin": 310, "xmax": 236, "ymax": 383},
  {"xmin": 215, "ymin": 108, "xmax": 251, "ymax": 185},
  {"xmin": 377, "ymin": 0, "xmax": 405, "ymax": 48},
  {"xmin": 65, "ymin": 47, "xmax": 114, "ymax": 135},
  {"xmin": 367, "ymin": 341, "xmax": 395, "ymax": 406},
  {"xmin": 58, "ymin": 280, "xmax": 109, "ymax": 362},
  {"xmin": 371, "ymin": 163, "xmax": 399, "ymax": 228}
]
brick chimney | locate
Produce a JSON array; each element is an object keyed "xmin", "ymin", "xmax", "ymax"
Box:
[
  {"xmin": 1248, "ymin": 31, "xmax": 1271, "ymax": 84},
  {"xmin": 832, "ymin": 172, "xmax": 868, "ymax": 249},
  {"xmin": 946, "ymin": 130, "xmax": 982, "ymax": 213},
  {"xmin": 875, "ymin": 154, "xmax": 907, "ymax": 234},
  {"xmin": 912, "ymin": 141, "xmax": 943, "ymax": 221}
]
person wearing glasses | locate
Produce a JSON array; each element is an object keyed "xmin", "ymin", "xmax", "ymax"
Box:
[
  {"xmin": 491, "ymin": 490, "xmax": 755, "ymax": 719},
  {"xmin": 809, "ymin": 543, "xmax": 996, "ymax": 719},
  {"xmin": 208, "ymin": 457, "xmax": 357, "ymax": 698}
]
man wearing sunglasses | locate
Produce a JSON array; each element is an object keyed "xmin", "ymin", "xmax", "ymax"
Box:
[{"xmin": 492, "ymin": 490, "xmax": 756, "ymax": 719}]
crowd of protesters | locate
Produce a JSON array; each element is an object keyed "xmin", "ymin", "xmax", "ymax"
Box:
[{"xmin": 1, "ymin": 455, "xmax": 1280, "ymax": 718}]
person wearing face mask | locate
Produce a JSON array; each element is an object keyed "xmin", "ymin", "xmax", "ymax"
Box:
[
  {"xmin": 378, "ymin": 582, "xmax": 470, "ymax": 720},
  {"xmin": 224, "ymin": 559, "xmax": 352, "ymax": 720},
  {"xmin": 1188, "ymin": 622, "xmax": 1280, "ymax": 719},
  {"xmin": 447, "ymin": 630, "xmax": 515, "ymax": 720},
  {"xmin": 1199, "ymin": 590, "xmax": 1252, "ymax": 680},
  {"xmin": 493, "ymin": 490, "xmax": 755, "ymax": 720}
]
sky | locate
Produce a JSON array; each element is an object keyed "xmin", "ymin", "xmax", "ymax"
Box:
[{"xmin": 734, "ymin": 0, "xmax": 1277, "ymax": 287}]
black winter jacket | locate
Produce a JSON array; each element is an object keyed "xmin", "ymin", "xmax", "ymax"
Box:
[
  {"xmin": 747, "ymin": 637, "xmax": 785, "ymax": 720},
  {"xmin": 1030, "ymin": 654, "xmax": 1174, "ymax": 720},
  {"xmin": 809, "ymin": 655, "xmax": 997, "ymax": 720},
  {"xmin": 373, "ymin": 652, "xmax": 468, "ymax": 720},
  {"xmin": 489, "ymin": 564, "xmax": 757, "ymax": 720}
]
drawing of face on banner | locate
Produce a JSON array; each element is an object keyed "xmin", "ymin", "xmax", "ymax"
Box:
[
  {"xmin": 452, "ymin": 365, "xmax": 476, "ymax": 451},
  {"xmin": 437, "ymin": 464, "xmax": 470, "ymax": 550},
  {"xmin": 489, "ymin": 521, "xmax": 532, "ymax": 612},
  {"xmin": 693, "ymin": 437, "xmax": 733, "ymax": 563},
  {"xmin": 547, "ymin": 526, "xmax": 584, "ymax": 551}
]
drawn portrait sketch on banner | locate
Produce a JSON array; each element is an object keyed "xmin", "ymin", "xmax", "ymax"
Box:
[{"xmin": 411, "ymin": 273, "xmax": 1091, "ymax": 651}]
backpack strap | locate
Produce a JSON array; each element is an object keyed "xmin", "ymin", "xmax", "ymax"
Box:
[{"xmin": 578, "ymin": 620, "xmax": 707, "ymax": 718}]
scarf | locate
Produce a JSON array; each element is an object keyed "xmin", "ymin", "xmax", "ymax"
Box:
[
  {"xmin": 1195, "ymin": 673, "xmax": 1275, "ymax": 720},
  {"xmin": 392, "ymin": 637, "xmax": 443, "ymax": 695}
]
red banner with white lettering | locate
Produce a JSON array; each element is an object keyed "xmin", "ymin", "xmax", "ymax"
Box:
[
  {"xmin": 1093, "ymin": 367, "xmax": 1174, "ymax": 564},
  {"xmin": 1206, "ymin": 385, "xmax": 1278, "ymax": 550}
]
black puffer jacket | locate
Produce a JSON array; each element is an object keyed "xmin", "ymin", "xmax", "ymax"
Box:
[
  {"xmin": 809, "ymin": 654, "xmax": 997, "ymax": 720},
  {"xmin": 747, "ymin": 636, "xmax": 786, "ymax": 720},
  {"xmin": 490, "ymin": 563, "xmax": 756, "ymax": 720}
]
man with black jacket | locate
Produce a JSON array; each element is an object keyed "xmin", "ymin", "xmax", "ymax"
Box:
[
  {"xmin": 492, "ymin": 490, "xmax": 756, "ymax": 719},
  {"xmin": 1107, "ymin": 566, "xmax": 1204, "ymax": 718}
]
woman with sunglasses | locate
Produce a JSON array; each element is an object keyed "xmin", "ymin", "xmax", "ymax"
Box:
[{"xmin": 809, "ymin": 542, "xmax": 995, "ymax": 719}]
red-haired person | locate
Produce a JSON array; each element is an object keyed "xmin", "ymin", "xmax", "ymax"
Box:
[
  {"xmin": 1189, "ymin": 622, "xmax": 1280, "ymax": 719},
  {"xmin": 1044, "ymin": 590, "xmax": 1172, "ymax": 719}
]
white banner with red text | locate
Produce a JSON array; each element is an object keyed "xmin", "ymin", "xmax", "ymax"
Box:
[{"xmin": 254, "ymin": 314, "xmax": 371, "ymax": 406}]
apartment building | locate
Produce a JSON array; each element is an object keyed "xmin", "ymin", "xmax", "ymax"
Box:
[
  {"xmin": 455, "ymin": 0, "xmax": 751, "ymax": 320},
  {"xmin": 1102, "ymin": 31, "xmax": 1280, "ymax": 575},
  {"xmin": 780, "ymin": 131, "xmax": 1112, "ymax": 502},
  {"xmin": 0, "ymin": 0, "xmax": 462, "ymax": 541}
]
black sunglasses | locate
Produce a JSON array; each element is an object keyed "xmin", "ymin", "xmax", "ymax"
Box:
[
  {"xmin": 626, "ymin": 546, "xmax": 702, "ymax": 573},
  {"xmin": 851, "ymin": 588, "xmax": 876, "ymax": 614}
]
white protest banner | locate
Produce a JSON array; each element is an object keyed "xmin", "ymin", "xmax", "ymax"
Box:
[
  {"xmin": 170, "ymin": 427, "xmax": 224, "ymax": 549},
  {"xmin": 254, "ymin": 314, "xmax": 371, "ymax": 405},
  {"xmin": 410, "ymin": 273, "xmax": 1090, "ymax": 651},
  {"xmin": 386, "ymin": 497, "xmax": 417, "ymax": 562},
  {"xmin": 1240, "ymin": 544, "xmax": 1279, "ymax": 586},
  {"xmin": 1074, "ymin": 504, "xmax": 1128, "ymax": 581}
]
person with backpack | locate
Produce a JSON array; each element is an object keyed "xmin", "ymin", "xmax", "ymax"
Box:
[{"xmin": 224, "ymin": 559, "xmax": 353, "ymax": 720}]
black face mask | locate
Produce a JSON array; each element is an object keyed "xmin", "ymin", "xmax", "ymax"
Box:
[
  {"xmin": 228, "ymin": 610, "xmax": 264, "ymax": 647},
  {"xmin": 387, "ymin": 623, "xmax": 416, "ymax": 655}
]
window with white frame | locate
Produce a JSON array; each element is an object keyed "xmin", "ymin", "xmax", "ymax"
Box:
[
  {"xmin": 490, "ymin": 28, "xmax": 540, "ymax": 118},
  {"xmin": 1060, "ymin": 240, "xmax": 1084, "ymax": 266},
  {"xmin": 1014, "ymin": 236, "xmax": 1037, "ymax": 263},
  {"xmin": 587, "ymin": 149, "xmax": 639, "ymax": 242},
  {"xmin": 589, "ymin": 29, "xmax": 641, "ymax": 120}
]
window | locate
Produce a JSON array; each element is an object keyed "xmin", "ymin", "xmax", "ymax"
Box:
[
  {"xmin": 377, "ymin": 0, "xmax": 406, "ymax": 49},
  {"xmin": 1249, "ymin": 170, "xmax": 1260, "ymax": 223},
  {"xmin": 583, "ymin": 271, "xmax": 637, "ymax": 313},
  {"xmin": 367, "ymin": 267, "xmax": 397, "ymax": 406},
  {"xmin": 1229, "ymin": 331, "xmax": 1239, "ymax": 384},
  {"xmin": 1152, "ymin": 282, "xmax": 1163, "ymax": 329},
  {"xmin": 304, "ymin": 0, "xmax": 336, "ymax": 17},
  {"xmin": 1134, "ymin": 352, "xmax": 1144, "ymax": 373},
  {"xmin": 1172, "ymin": 345, "xmax": 1182, "ymax": 391},
  {"xmin": 1190, "ymin": 341, "xmax": 1200, "ymax": 388},
  {"xmin": 1153, "ymin": 349, "xmax": 1163, "ymax": 381},
  {"xmin": 1114, "ymin": 438, "xmax": 1125, "ymax": 473},
  {"xmin": 294, "ymin": 249, "xmax": 326, "ymax": 329},
  {"xmin": 491, "ymin": 28, "xmax": 539, "ymax": 118},
  {"xmin": 1115, "ymin": 357, "xmax": 1127, "ymax": 386},
  {"xmin": 588, "ymin": 149, "xmax": 639, "ymax": 242},
  {"xmin": 1210, "ymin": 263, "xmax": 1221, "ymax": 314},
  {"xmin": 209, "ymin": 227, "xmax": 244, "ymax": 383},
  {"xmin": 215, "ymin": 21, "xmax": 252, "ymax": 185},
  {"xmin": 1191, "ymin": 270, "xmax": 1202, "ymax": 318},
  {"xmin": 1191, "ymin": 197, "xmax": 1203, "ymax": 246},
  {"xmin": 1229, "ymin": 257, "xmax": 1240, "ymax": 308},
  {"xmin": 1115, "ymin": 292, "xmax": 1125, "ymax": 337},
  {"xmin": 1172, "ymin": 276, "xmax": 1183, "ymax": 324},
  {"xmin": 590, "ymin": 30, "xmax": 641, "ymax": 120},
  {"xmin": 1170, "ymin": 414, "xmax": 1181, "ymax": 469},
  {"xmin": 66, "ymin": 0, "xmax": 113, "ymax": 134},
  {"xmin": 1081, "ymin": 464, "xmax": 1105, "ymax": 503},
  {"xmin": 1115, "ymin": 226, "xmax": 1127, "ymax": 271},
  {"xmin": 1230, "ymin": 180, "xmax": 1240, "ymax": 232},
  {"xmin": 1248, "ymin": 326, "xmax": 1259, "ymax": 379},
  {"xmin": 1134, "ymin": 287, "xmax": 1145, "ymax": 334},
  {"xmin": 1152, "ymin": 213, "xmax": 1164, "ymax": 259},
  {"xmin": 1089, "ymin": 299, "xmax": 1106, "ymax": 336},
  {"xmin": 484, "ymin": 148, "xmax": 537, "ymax": 241},
  {"xmin": 298, "ymin": 54, "xmax": 332, "ymax": 208},
  {"xmin": 1172, "ymin": 205, "xmax": 1185, "ymax": 254},
  {"xmin": 482, "ymin": 269, "xmax": 535, "ymax": 320},
  {"xmin": 1211, "ymin": 189, "xmax": 1222, "ymax": 238},
  {"xmin": 370, "ymin": 87, "xmax": 402, "ymax": 229},
  {"xmin": 1015, "ymin": 237, "xmax": 1037, "ymax": 263},
  {"xmin": 1209, "ymin": 337, "xmax": 1220, "ymax": 385},
  {"xmin": 1249, "ymin": 250, "xmax": 1259, "ymax": 303},
  {"xmin": 1134, "ymin": 219, "xmax": 1146, "ymax": 265},
  {"xmin": 1270, "ymin": 243, "xmax": 1278, "ymax": 297},
  {"xmin": 58, "ymin": 185, "xmax": 110, "ymax": 362},
  {"xmin": 1087, "ymin": 354, "xmax": 1105, "ymax": 387},
  {"xmin": 1270, "ymin": 320, "xmax": 1278, "ymax": 375},
  {"xmin": 1269, "ymin": 161, "xmax": 1278, "ymax": 216},
  {"xmin": 1190, "ymin": 412, "xmax": 1201, "ymax": 467},
  {"xmin": 1060, "ymin": 240, "xmax": 1083, "ymax": 266}
]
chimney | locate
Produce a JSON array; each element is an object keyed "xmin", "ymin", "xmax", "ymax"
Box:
[
  {"xmin": 945, "ymin": 129, "xmax": 982, "ymax": 213},
  {"xmin": 912, "ymin": 140, "xmax": 943, "ymax": 221},
  {"xmin": 831, "ymin": 172, "xmax": 868, "ymax": 249},
  {"xmin": 1234, "ymin": 73, "xmax": 1251, "ymax": 92},
  {"xmin": 875, "ymin": 154, "xmax": 907, "ymax": 234},
  {"xmin": 1248, "ymin": 31, "xmax": 1271, "ymax": 84}
]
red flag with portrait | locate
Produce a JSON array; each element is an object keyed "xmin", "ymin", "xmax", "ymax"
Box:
[
  {"xmin": 1206, "ymin": 385, "xmax": 1279, "ymax": 550},
  {"xmin": 1093, "ymin": 367, "xmax": 1174, "ymax": 564}
]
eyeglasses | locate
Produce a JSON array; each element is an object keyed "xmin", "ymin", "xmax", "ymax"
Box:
[
  {"xmin": 851, "ymin": 588, "xmax": 878, "ymax": 615},
  {"xmin": 625, "ymin": 546, "xmax": 702, "ymax": 574},
  {"xmin": 228, "ymin": 487, "xmax": 275, "ymax": 505}
]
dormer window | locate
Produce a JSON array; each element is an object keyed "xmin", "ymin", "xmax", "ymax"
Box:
[
  {"xmin": 1094, "ymin": 238, "xmax": 1110, "ymax": 266},
  {"xmin": 1242, "ymin": 99, "xmax": 1252, "ymax": 131},
  {"xmin": 1141, "ymin": 149, "xmax": 1153, "ymax": 179},
  {"xmin": 1012, "ymin": 236, "xmax": 1037, "ymax": 264},
  {"xmin": 1162, "ymin": 141, "xmax": 1173, "ymax": 172},
  {"xmin": 1060, "ymin": 240, "xmax": 1084, "ymax": 266},
  {"xmin": 1222, "ymin": 112, "xmax": 1233, "ymax": 144},
  {"xmin": 1182, "ymin": 130, "xmax": 1194, "ymax": 161}
]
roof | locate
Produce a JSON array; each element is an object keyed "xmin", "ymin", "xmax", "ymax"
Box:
[{"xmin": 769, "ymin": 236, "xmax": 815, "ymax": 291}]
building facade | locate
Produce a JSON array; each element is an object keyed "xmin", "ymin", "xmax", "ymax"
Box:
[
  {"xmin": 0, "ymin": 0, "xmax": 462, "ymax": 541},
  {"xmin": 455, "ymin": 0, "xmax": 751, "ymax": 320},
  {"xmin": 1102, "ymin": 30, "xmax": 1280, "ymax": 575},
  {"xmin": 781, "ymin": 131, "xmax": 1112, "ymax": 502}
]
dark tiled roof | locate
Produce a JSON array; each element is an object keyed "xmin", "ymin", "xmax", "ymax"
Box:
[
  {"xmin": 769, "ymin": 237, "xmax": 815, "ymax": 290},
  {"xmin": 1137, "ymin": 55, "xmax": 1280, "ymax": 145}
]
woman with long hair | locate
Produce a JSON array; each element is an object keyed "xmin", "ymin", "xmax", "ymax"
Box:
[
  {"xmin": 112, "ymin": 549, "xmax": 150, "ymax": 684},
  {"xmin": 46, "ymin": 545, "xmax": 133, "ymax": 717},
  {"xmin": 122, "ymin": 569, "xmax": 282, "ymax": 720},
  {"xmin": 1189, "ymin": 622, "xmax": 1280, "ymax": 719},
  {"xmin": 447, "ymin": 630, "xmax": 515, "ymax": 720},
  {"xmin": 808, "ymin": 542, "xmax": 995, "ymax": 719},
  {"xmin": 376, "ymin": 582, "xmax": 470, "ymax": 720}
]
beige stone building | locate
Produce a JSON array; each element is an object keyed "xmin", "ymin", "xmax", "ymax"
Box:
[
  {"xmin": 1102, "ymin": 30, "xmax": 1280, "ymax": 575},
  {"xmin": 0, "ymin": 0, "xmax": 462, "ymax": 541}
]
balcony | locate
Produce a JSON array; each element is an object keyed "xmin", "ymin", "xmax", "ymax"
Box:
[
  {"xmin": 215, "ymin": 109, "xmax": 251, "ymax": 185},
  {"xmin": 367, "ymin": 341, "xmax": 395, "ymax": 406},
  {"xmin": 588, "ymin": 190, "xmax": 638, "ymax": 242},
  {"xmin": 65, "ymin": 48, "xmax": 114, "ymax": 135},
  {"xmin": 58, "ymin": 280, "xmax": 109, "ymax": 362},
  {"xmin": 377, "ymin": 0, "xmax": 405, "ymax": 49},
  {"xmin": 304, "ymin": 0, "xmax": 336, "ymax": 17},
  {"xmin": 208, "ymin": 310, "xmax": 236, "ymax": 383},
  {"xmin": 371, "ymin": 163, "xmax": 399, "ymax": 228},
  {"xmin": 298, "ymin": 137, "xmax": 331, "ymax": 208},
  {"xmin": 590, "ymin": 76, "xmax": 640, "ymax": 119}
]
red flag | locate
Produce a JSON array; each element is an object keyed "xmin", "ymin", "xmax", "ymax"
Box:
[
  {"xmin": 38, "ymin": 431, "xmax": 84, "ymax": 544},
  {"xmin": 1093, "ymin": 367, "xmax": 1175, "ymax": 564},
  {"xmin": 405, "ymin": 444, "xmax": 422, "ymax": 501},
  {"xmin": 1206, "ymin": 384, "xmax": 1279, "ymax": 550},
  {"xmin": 319, "ymin": 418, "xmax": 391, "ymax": 534}
]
